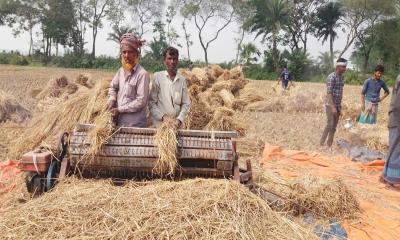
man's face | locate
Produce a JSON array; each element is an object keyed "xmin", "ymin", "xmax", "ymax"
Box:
[
  {"xmin": 336, "ymin": 65, "xmax": 347, "ymax": 75},
  {"xmin": 374, "ymin": 71, "xmax": 383, "ymax": 80},
  {"xmin": 164, "ymin": 53, "xmax": 179, "ymax": 72},
  {"xmin": 121, "ymin": 48, "xmax": 139, "ymax": 65}
]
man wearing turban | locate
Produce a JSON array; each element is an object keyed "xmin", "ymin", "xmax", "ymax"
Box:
[{"xmin": 106, "ymin": 33, "xmax": 150, "ymax": 127}]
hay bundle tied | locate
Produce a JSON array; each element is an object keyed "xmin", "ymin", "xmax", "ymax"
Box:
[
  {"xmin": 153, "ymin": 117, "xmax": 179, "ymax": 176},
  {"xmin": 205, "ymin": 107, "xmax": 245, "ymax": 135},
  {"xmin": 0, "ymin": 178, "xmax": 316, "ymax": 240},
  {"xmin": 36, "ymin": 76, "xmax": 79, "ymax": 99},
  {"xmin": 0, "ymin": 90, "xmax": 31, "ymax": 123}
]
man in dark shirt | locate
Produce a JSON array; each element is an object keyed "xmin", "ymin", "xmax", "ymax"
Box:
[
  {"xmin": 359, "ymin": 65, "xmax": 390, "ymax": 124},
  {"xmin": 320, "ymin": 58, "xmax": 347, "ymax": 148},
  {"xmin": 279, "ymin": 67, "xmax": 292, "ymax": 90}
]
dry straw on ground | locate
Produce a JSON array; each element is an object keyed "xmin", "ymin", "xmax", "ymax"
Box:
[
  {"xmin": 153, "ymin": 118, "xmax": 179, "ymax": 176},
  {"xmin": 0, "ymin": 90, "xmax": 31, "ymax": 123},
  {"xmin": 0, "ymin": 178, "xmax": 316, "ymax": 240},
  {"xmin": 254, "ymin": 171, "xmax": 360, "ymax": 220}
]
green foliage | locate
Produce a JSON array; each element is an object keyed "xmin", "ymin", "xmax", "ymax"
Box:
[
  {"xmin": 0, "ymin": 51, "xmax": 28, "ymax": 65},
  {"xmin": 286, "ymin": 49, "xmax": 311, "ymax": 81},
  {"xmin": 243, "ymin": 65, "xmax": 278, "ymax": 80}
]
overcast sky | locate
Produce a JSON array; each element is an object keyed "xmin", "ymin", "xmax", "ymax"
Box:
[{"xmin": 0, "ymin": 12, "xmax": 354, "ymax": 64}]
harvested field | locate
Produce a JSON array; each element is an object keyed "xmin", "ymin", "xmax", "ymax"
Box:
[{"xmin": 0, "ymin": 65, "xmax": 396, "ymax": 239}]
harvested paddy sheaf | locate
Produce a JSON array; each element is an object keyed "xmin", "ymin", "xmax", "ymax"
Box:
[
  {"xmin": 255, "ymin": 171, "xmax": 360, "ymax": 220},
  {"xmin": 0, "ymin": 90, "xmax": 31, "ymax": 123},
  {"xmin": 153, "ymin": 117, "xmax": 179, "ymax": 176}
]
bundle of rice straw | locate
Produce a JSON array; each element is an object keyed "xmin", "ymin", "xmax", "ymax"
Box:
[
  {"xmin": 205, "ymin": 107, "xmax": 245, "ymax": 135},
  {"xmin": 218, "ymin": 89, "xmax": 235, "ymax": 108},
  {"xmin": 9, "ymin": 79, "xmax": 112, "ymax": 159},
  {"xmin": 0, "ymin": 178, "xmax": 316, "ymax": 239},
  {"xmin": 210, "ymin": 64, "xmax": 224, "ymax": 78},
  {"xmin": 0, "ymin": 90, "xmax": 31, "ymax": 123},
  {"xmin": 75, "ymin": 74, "xmax": 93, "ymax": 88},
  {"xmin": 255, "ymin": 172, "xmax": 360, "ymax": 220},
  {"xmin": 36, "ymin": 76, "xmax": 79, "ymax": 100},
  {"xmin": 153, "ymin": 118, "xmax": 179, "ymax": 176}
]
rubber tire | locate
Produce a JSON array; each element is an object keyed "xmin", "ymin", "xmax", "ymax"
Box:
[{"xmin": 46, "ymin": 160, "xmax": 60, "ymax": 191}]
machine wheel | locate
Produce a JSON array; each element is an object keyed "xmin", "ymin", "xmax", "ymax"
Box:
[
  {"xmin": 25, "ymin": 172, "xmax": 44, "ymax": 194},
  {"xmin": 46, "ymin": 160, "xmax": 60, "ymax": 191}
]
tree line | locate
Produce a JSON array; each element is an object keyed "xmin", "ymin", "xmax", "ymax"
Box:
[{"xmin": 0, "ymin": 0, "xmax": 399, "ymax": 81}]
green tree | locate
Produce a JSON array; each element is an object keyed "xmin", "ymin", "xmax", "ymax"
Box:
[
  {"xmin": 0, "ymin": 0, "xmax": 19, "ymax": 25},
  {"xmin": 239, "ymin": 43, "xmax": 260, "ymax": 65},
  {"xmin": 318, "ymin": 51, "xmax": 339, "ymax": 74},
  {"xmin": 88, "ymin": 0, "xmax": 112, "ymax": 57},
  {"xmin": 107, "ymin": 25, "xmax": 135, "ymax": 44},
  {"xmin": 249, "ymin": 0, "xmax": 290, "ymax": 72},
  {"xmin": 148, "ymin": 21, "xmax": 168, "ymax": 60},
  {"xmin": 178, "ymin": 0, "xmax": 239, "ymax": 66},
  {"xmin": 181, "ymin": 20, "xmax": 193, "ymax": 60},
  {"xmin": 285, "ymin": 0, "xmax": 324, "ymax": 53},
  {"xmin": 312, "ymin": 2, "xmax": 343, "ymax": 68},
  {"xmin": 71, "ymin": 0, "xmax": 91, "ymax": 56},
  {"xmin": 127, "ymin": 0, "xmax": 165, "ymax": 37}
]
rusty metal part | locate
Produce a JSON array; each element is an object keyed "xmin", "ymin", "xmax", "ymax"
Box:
[{"xmin": 22, "ymin": 124, "xmax": 253, "ymax": 192}]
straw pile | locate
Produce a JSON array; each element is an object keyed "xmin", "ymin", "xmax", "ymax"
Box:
[
  {"xmin": 36, "ymin": 75, "xmax": 92, "ymax": 100},
  {"xmin": 255, "ymin": 171, "xmax": 360, "ymax": 220},
  {"xmin": 0, "ymin": 178, "xmax": 316, "ymax": 240},
  {"xmin": 9, "ymin": 78, "xmax": 113, "ymax": 159},
  {"xmin": 0, "ymin": 90, "xmax": 31, "ymax": 123},
  {"xmin": 153, "ymin": 118, "xmax": 179, "ymax": 176},
  {"xmin": 243, "ymin": 84, "xmax": 324, "ymax": 114},
  {"xmin": 180, "ymin": 65, "xmax": 261, "ymax": 133}
]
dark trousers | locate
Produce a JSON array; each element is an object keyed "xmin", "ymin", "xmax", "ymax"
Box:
[{"xmin": 320, "ymin": 106, "xmax": 340, "ymax": 147}]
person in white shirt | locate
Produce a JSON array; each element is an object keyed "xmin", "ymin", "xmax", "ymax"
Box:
[{"xmin": 149, "ymin": 47, "xmax": 191, "ymax": 128}]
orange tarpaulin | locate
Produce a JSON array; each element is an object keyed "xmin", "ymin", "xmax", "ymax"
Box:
[
  {"xmin": 0, "ymin": 160, "xmax": 21, "ymax": 194},
  {"xmin": 260, "ymin": 143, "xmax": 400, "ymax": 240}
]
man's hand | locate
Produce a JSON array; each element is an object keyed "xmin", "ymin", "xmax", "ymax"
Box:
[
  {"xmin": 106, "ymin": 100, "xmax": 116, "ymax": 111},
  {"xmin": 110, "ymin": 108, "xmax": 119, "ymax": 115},
  {"xmin": 175, "ymin": 119, "xmax": 182, "ymax": 129}
]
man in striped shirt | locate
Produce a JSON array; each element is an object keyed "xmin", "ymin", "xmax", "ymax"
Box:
[{"xmin": 320, "ymin": 58, "xmax": 348, "ymax": 148}]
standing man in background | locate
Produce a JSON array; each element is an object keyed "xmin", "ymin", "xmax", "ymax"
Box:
[
  {"xmin": 381, "ymin": 74, "xmax": 400, "ymax": 189},
  {"xmin": 106, "ymin": 32, "xmax": 150, "ymax": 127},
  {"xmin": 320, "ymin": 58, "xmax": 348, "ymax": 149},
  {"xmin": 359, "ymin": 65, "xmax": 390, "ymax": 124},
  {"xmin": 278, "ymin": 67, "xmax": 293, "ymax": 90},
  {"xmin": 149, "ymin": 47, "xmax": 191, "ymax": 128}
]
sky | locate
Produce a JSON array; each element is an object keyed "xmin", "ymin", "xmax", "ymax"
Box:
[{"xmin": 0, "ymin": 9, "xmax": 355, "ymax": 65}]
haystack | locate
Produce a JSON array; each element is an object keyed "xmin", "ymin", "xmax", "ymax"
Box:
[
  {"xmin": 255, "ymin": 171, "xmax": 360, "ymax": 220},
  {"xmin": 153, "ymin": 118, "xmax": 179, "ymax": 176},
  {"xmin": 9, "ymin": 78, "xmax": 113, "ymax": 159},
  {"xmin": 0, "ymin": 90, "xmax": 31, "ymax": 123},
  {"xmin": 0, "ymin": 178, "xmax": 316, "ymax": 240}
]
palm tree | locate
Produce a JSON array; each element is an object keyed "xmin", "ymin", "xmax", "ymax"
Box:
[
  {"xmin": 240, "ymin": 43, "xmax": 261, "ymax": 65},
  {"xmin": 318, "ymin": 51, "xmax": 339, "ymax": 74},
  {"xmin": 249, "ymin": 0, "xmax": 290, "ymax": 72},
  {"xmin": 107, "ymin": 25, "xmax": 136, "ymax": 44},
  {"xmin": 313, "ymin": 2, "xmax": 343, "ymax": 67}
]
